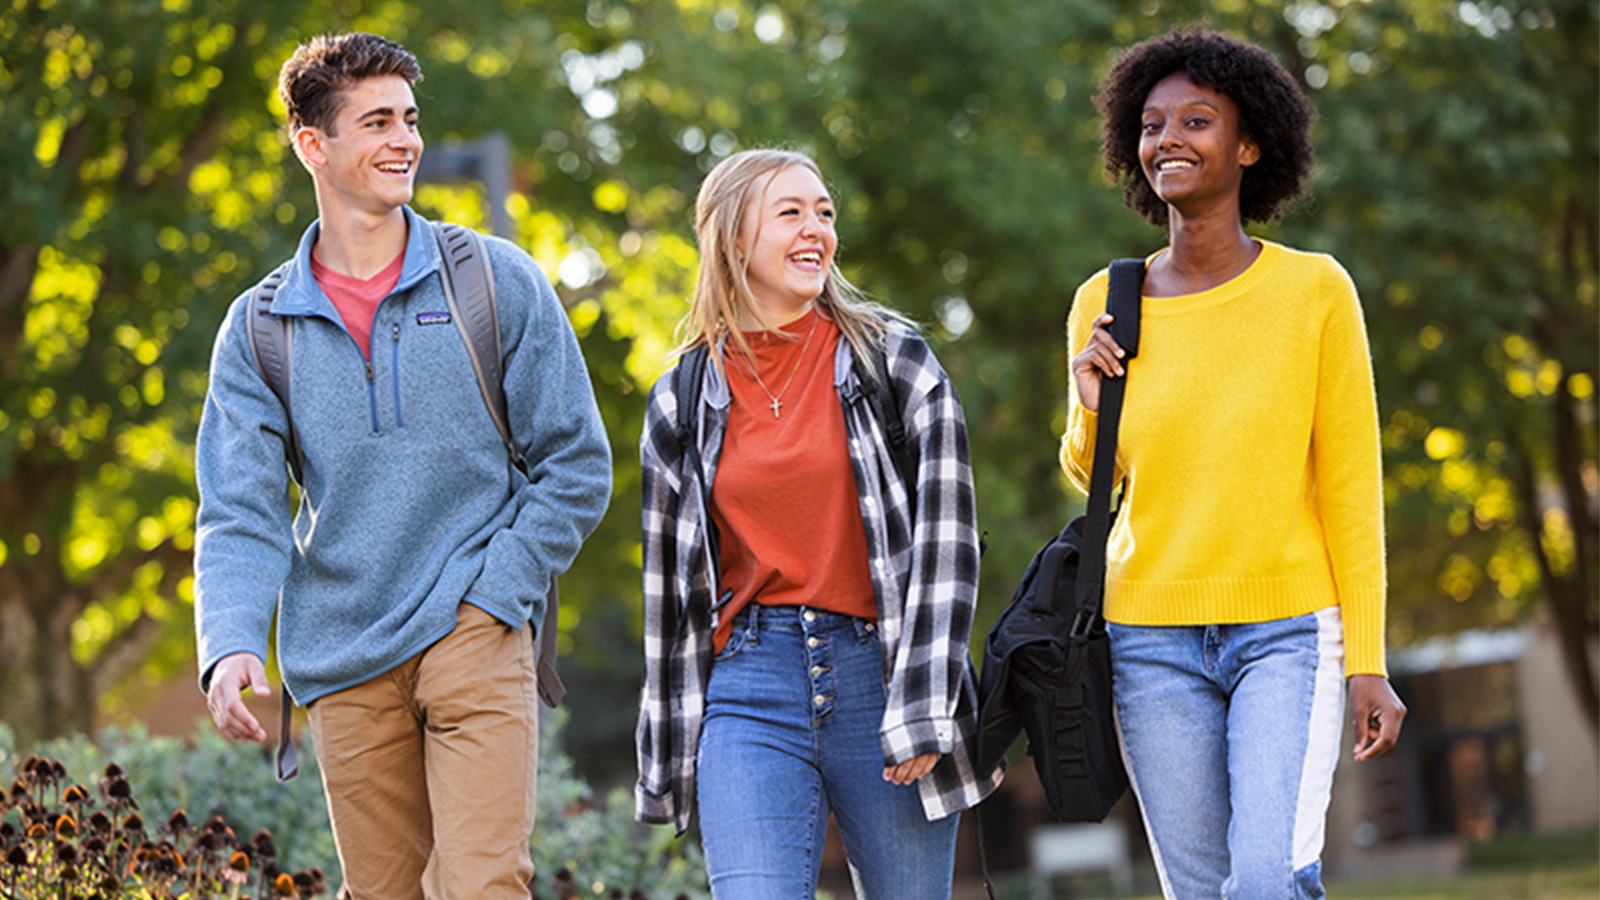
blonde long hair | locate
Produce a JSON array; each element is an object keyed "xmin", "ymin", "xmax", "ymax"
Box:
[{"xmin": 676, "ymin": 148, "xmax": 910, "ymax": 376}]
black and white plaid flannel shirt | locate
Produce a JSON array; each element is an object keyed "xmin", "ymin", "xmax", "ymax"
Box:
[{"xmin": 635, "ymin": 325, "xmax": 1004, "ymax": 835}]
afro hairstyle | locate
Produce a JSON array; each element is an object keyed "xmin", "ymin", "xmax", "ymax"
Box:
[{"xmin": 1094, "ymin": 27, "xmax": 1315, "ymax": 228}]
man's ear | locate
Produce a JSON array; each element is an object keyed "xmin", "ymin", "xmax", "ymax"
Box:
[{"xmin": 294, "ymin": 126, "xmax": 327, "ymax": 169}]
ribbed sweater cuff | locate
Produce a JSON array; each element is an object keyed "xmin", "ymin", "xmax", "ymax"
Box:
[
  {"xmin": 1341, "ymin": 586, "xmax": 1388, "ymax": 677},
  {"xmin": 1063, "ymin": 408, "xmax": 1098, "ymax": 478}
]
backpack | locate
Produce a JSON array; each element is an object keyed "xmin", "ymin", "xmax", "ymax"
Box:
[
  {"xmin": 974, "ymin": 258, "xmax": 1144, "ymax": 823},
  {"xmin": 247, "ymin": 222, "xmax": 565, "ymax": 779}
]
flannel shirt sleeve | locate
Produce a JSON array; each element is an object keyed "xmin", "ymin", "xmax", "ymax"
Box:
[
  {"xmin": 876, "ymin": 336, "xmax": 982, "ymax": 766},
  {"xmin": 635, "ymin": 378, "xmax": 683, "ymax": 827}
]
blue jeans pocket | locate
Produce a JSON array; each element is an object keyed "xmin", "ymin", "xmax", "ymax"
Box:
[{"xmin": 714, "ymin": 613, "xmax": 752, "ymax": 663}]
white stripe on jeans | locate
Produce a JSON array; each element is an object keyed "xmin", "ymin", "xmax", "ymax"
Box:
[{"xmin": 1292, "ymin": 605, "xmax": 1347, "ymax": 871}]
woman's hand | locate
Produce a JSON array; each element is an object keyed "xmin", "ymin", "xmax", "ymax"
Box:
[
  {"xmin": 1349, "ymin": 674, "xmax": 1406, "ymax": 761},
  {"xmin": 1071, "ymin": 312, "xmax": 1127, "ymax": 413},
  {"xmin": 883, "ymin": 752, "xmax": 939, "ymax": 786}
]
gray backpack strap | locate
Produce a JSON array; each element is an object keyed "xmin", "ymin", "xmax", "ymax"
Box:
[
  {"xmin": 432, "ymin": 222, "xmax": 527, "ymax": 475},
  {"xmin": 244, "ymin": 263, "xmax": 304, "ymax": 782},
  {"xmin": 431, "ymin": 221, "xmax": 565, "ymax": 708},
  {"xmin": 246, "ymin": 262, "xmax": 305, "ymax": 485}
]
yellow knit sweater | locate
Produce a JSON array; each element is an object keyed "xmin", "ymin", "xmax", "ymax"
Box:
[{"xmin": 1061, "ymin": 241, "xmax": 1388, "ymax": 676}]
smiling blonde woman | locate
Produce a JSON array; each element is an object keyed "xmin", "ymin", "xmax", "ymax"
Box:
[{"xmin": 634, "ymin": 149, "xmax": 1003, "ymax": 899}]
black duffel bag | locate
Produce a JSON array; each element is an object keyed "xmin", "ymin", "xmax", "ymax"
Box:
[{"xmin": 975, "ymin": 257, "xmax": 1143, "ymax": 822}]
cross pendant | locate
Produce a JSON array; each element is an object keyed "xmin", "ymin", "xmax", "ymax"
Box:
[{"xmin": 769, "ymin": 398, "xmax": 783, "ymax": 418}]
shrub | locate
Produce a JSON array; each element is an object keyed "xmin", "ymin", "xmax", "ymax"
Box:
[
  {"xmin": 0, "ymin": 723, "xmax": 338, "ymax": 882},
  {"xmin": 0, "ymin": 709, "xmax": 709, "ymax": 900},
  {"xmin": 530, "ymin": 708, "xmax": 708, "ymax": 900},
  {"xmin": 0, "ymin": 749, "xmax": 327, "ymax": 899}
]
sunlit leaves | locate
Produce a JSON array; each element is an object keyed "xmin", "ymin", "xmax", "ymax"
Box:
[{"xmin": 25, "ymin": 245, "xmax": 99, "ymax": 369}]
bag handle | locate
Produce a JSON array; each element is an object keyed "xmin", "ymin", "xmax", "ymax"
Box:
[{"xmin": 1069, "ymin": 258, "xmax": 1144, "ymax": 637}]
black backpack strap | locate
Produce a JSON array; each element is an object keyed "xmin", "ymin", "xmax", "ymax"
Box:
[
  {"xmin": 675, "ymin": 345, "xmax": 709, "ymax": 450},
  {"xmin": 246, "ymin": 262, "xmax": 304, "ymax": 485},
  {"xmin": 673, "ymin": 346, "xmax": 721, "ymax": 570},
  {"xmin": 851, "ymin": 339, "xmax": 918, "ymax": 507},
  {"xmin": 1070, "ymin": 258, "xmax": 1144, "ymax": 636}
]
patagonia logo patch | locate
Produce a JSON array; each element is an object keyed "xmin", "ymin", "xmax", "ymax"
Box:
[{"xmin": 416, "ymin": 312, "xmax": 452, "ymax": 326}]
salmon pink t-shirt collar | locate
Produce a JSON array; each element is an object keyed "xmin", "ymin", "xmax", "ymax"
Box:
[{"xmin": 310, "ymin": 248, "xmax": 405, "ymax": 361}]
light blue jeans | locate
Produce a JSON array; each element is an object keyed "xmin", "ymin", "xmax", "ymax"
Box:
[
  {"xmin": 696, "ymin": 605, "xmax": 960, "ymax": 900},
  {"xmin": 1109, "ymin": 607, "xmax": 1346, "ymax": 900}
]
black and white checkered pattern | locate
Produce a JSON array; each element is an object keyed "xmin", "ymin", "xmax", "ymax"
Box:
[{"xmin": 635, "ymin": 325, "xmax": 1004, "ymax": 835}]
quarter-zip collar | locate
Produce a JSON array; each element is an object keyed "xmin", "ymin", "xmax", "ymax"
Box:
[{"xmin": 265, "ymin": 206, "xmax": 442, "ymax": 318}]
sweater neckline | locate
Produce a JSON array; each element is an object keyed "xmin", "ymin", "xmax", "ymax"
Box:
[{"xmin": 1140, "ymin": 240, "xmax": 1284, "ymax": 316}]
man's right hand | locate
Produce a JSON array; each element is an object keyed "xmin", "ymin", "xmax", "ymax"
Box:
[{"xmin": 206, "ymin": 652, "xmax": 271, "ymax": 743}]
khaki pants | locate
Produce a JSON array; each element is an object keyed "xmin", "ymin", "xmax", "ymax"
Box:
[{"xmin": 308, "ymin": 604, "xmax": 539, "ymax": 900}]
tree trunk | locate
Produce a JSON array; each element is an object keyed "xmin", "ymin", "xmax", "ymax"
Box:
[
  {"xmin": 0, "ymin": 558, "xmax": 94, "ymax": 750},
  {"xmin": 1510, "ymin": 428, "xmax": 1600, "ymax": 737}
]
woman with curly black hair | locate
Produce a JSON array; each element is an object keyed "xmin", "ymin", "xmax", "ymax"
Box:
[{"xmin": 1061, "ymin": 28, "xmax": 1406, "ymax": 900}]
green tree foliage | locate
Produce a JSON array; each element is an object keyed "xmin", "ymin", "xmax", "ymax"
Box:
[
  {"xmin": 0, "ymin": 0, "xmax": 1593, "ymax": 764},
  {"xmin": 1280, "ymin": 0, "xmax": 1599, "ymax": 727}
]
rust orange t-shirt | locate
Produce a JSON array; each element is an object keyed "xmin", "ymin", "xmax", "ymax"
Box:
[
  {"xmin": 710, "ymin": 309, "xmax": 877, "ymax": 653},
  {"xmin": 310, "ymin": 248, "xmax": 404, "ymax": 361}
]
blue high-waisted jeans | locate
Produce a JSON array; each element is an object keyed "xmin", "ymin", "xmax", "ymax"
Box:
[
  {"xmin": 1110, "ymin": 606, "xmax": 1347, "ymax": 900},
  {"xmin": 696, "ymin": 605, "xmax": 959, "ymax": 900}
]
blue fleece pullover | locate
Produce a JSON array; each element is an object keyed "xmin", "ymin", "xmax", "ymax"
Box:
[{"xmin": 194, "ymin": 207, "xmax": 612, "ymax": 705}]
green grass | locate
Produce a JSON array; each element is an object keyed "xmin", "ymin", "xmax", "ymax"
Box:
[
  {"xmin": 975, "ymin": 830, "xmax": 1600, "ymax": 900},
  {"xmin": 1080, "ymin": 866, "xmax": 1598, "ymax": 900},
  {"xmin": 1328, "ymin": 864, "xmax": 1599, "ymax": 900},
  {"xmin": 1005, "ymin": 859, "xmax": 1598, "ymax": 900}
]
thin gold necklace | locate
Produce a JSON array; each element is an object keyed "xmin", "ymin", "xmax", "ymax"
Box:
[{"xmin": 737, "ymin": 313, "xmax": 818, "ymax": 419}]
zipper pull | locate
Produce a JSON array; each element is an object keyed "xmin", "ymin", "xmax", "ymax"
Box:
[
  {"xmin": 366, "ymin": 361, "xmax": 375, "ymax": 383},
  {"xmin": 393, "ymin": 323, "xmax": 401, "ymax": 343}
]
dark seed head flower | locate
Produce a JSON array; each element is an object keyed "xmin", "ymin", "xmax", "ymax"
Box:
[
  {"xmin": 55, "ymin": 815, "xmax": 78, "ymax": 839},
  {"xmin": 103, "ymin": 762, "xmax": 124, "ymax": 779},
  {"xmin": 26, "ymin": 823, "xmax": 46, "ymax": 842},
  {"xmin": 0, "ymin": 821, "xmax": 13, "ymax": 840},
  {"xmin": 9, "ymin": 780, "xmax": 29, "ymax": 801},
  {"xmin": 62, "ymin": 784, "xmax": 88, "ymax": 804},
  {"xmin": 61, "ymin": 863, "xmax": 80, "ymax": 881},
  {"xmin": 197, "ymin": 831, "xmax": 218, "ymax": 851},
  {"xmin": 122, "ymin": 813, "xmax": 144, "ymax": 831},
  {"xmin": 84, "ymin": 836, "xmax": 106, "ymax": 854},
  {"xmin": 252, "ymin": 830, "xmax": 277, "ymax": 858},
  {"xmin": 167, "ymin": 809, "xmax": 190, "ymax": 833},
  {"xmin": 106, "ymin": 777, "xmax": 131, "ymax": 800},
  {"xmin": 50, "ymin": 761, "xmax": 66, "ymax": 781},
  {"xmin": 5, "ymin": 845, "xmax": 27, "ymax": 866},
  {"xmin": 88, "ymin": 811, "xmax": 112, "ymax": 834},
  {"xmin": 56, "ymin": 842, "xmax": 78, "ymax": 864},
  {"xmin": 224, "ymin": 850, "xmax": 252, "ymax": 884},
  {"xmin": 274, "ymin": 872, "xmax": 298, "ymax": 896}
]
